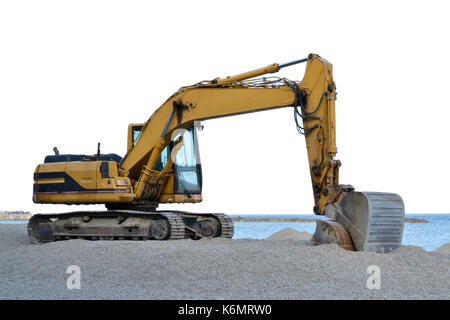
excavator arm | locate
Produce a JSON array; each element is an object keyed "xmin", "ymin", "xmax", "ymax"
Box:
[{"xmin": 118, "ymin": 53, "xmax": 405, "ymax": 252}]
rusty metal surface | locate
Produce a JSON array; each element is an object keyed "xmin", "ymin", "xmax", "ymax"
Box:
[{"xmin": 310, "ymin": 220, "xmax": 355, "ymax": 251}]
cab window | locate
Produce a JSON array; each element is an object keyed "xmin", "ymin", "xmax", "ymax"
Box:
[{"xmin": 132, "ymin": 125, "xmax": 144, "ymax": 146}]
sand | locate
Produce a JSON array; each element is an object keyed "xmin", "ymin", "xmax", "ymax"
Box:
[
  {"xmin": 434, "ymin": 243, "xmax": 450, "ymax": 254},
  {"xmin": 0, "ymin": 225, "xmax": 449, "ymax": 300},
  {"xmin": 265, "ymin": 227, "xmax": 312, "ymax": 242}
]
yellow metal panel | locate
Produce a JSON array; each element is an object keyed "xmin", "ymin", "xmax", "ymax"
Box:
[
  {"xmin": 65, "ymin": 161, "xmax": 99, "ymax": 190},
  {"xmin": 37, "ymin": 178, "xmax": 64, "ymax": 184},
  {"xmin": 38, "ymin": 162, "xmax": 66, "ymax": 172}
]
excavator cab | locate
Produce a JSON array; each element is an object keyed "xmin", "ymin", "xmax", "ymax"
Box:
[
  {"xmin": 155, "ymin": 125, "xmax": 203, "ymax": 202},
  {"xmin": 125, "ymin": 122, "xmax": 203, "ymax": 204}
]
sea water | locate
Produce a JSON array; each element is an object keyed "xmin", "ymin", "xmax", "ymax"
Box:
[
  {"xmin": 231, "ymin": 214, "xmax": 450, "ymax": 251},
  {"xmin": 2, "ymin": 214, "xmax": 449, "ymax": 251}
]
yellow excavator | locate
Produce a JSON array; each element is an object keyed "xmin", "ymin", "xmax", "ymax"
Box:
[{"xmin": 29, "ymin": 54, "xmax": 405, "ymax": 252}]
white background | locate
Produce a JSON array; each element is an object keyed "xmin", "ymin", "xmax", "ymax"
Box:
[{"xmin": 1, "ymin": 0, "xmax": 449, "ymax": 214}]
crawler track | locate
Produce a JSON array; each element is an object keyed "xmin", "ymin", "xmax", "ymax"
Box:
[
  {"xmin": 27, "ymin": 210, "xmax": 233, "ymax": 243},
  {"xmin": 169, "ymin": 210, "xmax": 234, "ymax": 239}
]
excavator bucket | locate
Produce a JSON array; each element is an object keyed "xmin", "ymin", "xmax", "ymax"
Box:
[{"xmin": 311, "ymin": 192, "xmax": 405, "ymax": 252}]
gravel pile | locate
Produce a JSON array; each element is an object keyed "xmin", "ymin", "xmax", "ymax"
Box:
[
  {"xmin": 266, "ymin": 228, "xmax": 312, "ymax": 242},
  {"xmin": 0, "ymin": 225, "xmax": 449, "ymax": 300},
  {"xmin": 434, "ymin": 243, "xmax": 450, "ymax": 254},
  {"xmin": 0, "ymin": 211, "xmax": 32, "ymax": 221}
]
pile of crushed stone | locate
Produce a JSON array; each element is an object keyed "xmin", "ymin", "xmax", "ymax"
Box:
[
  {"xmin": 265, "ymin": 228, "xmax": 312, "ymax": 241},
  {"xmin": 434, "ymin": 243, "xmax": 450, "ymax": 253},
  {"xmin": 0, "ymin": 224, "xmax": 449, "ymax": 299}
]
